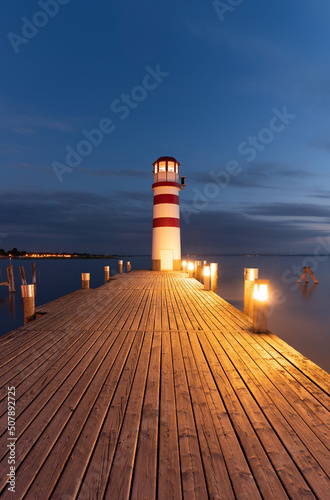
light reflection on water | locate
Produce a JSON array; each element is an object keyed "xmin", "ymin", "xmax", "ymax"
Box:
[{"xmin": 0, "ymin": 255, "xmax": 329, "ymax": 373}]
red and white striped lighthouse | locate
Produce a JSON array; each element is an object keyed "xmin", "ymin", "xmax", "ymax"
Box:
[{"xmin": 152, "ymin": 156, "xmax": 184, "ymax": 271}]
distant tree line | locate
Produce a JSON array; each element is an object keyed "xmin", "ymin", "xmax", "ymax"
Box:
[
  {"xmin": 0, "ymin": 248, "xmax": 26, "ymax": 256},
  {"xmin": 0, "ymin": 248, "xmax": 127, "ymax": 259}
]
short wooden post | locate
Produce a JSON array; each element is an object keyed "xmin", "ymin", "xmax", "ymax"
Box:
[
  {"xmin": 182, "ymin": 260, "xmax": 187, "ymax": 272},
  {"xmin": 9, "ymin": 292, "xmax": 15, "ymax": 317},
  {"xmin": 19, "ymin": 266, "xmax": 27, "ymax": 285},
  {"xmin": 188, "ymin": 262, "xmax": 194, "ymax": 278},
  {"xmin": 127, "ymin": 261, "xmax": 131, "ymax": 273},
  {"xmin": 244, "ymin": 268, "xmax": 258, "ymax": 318},
  {"xmin": 7, "ymin": 265, "xmax": 15, "ymax": 293},
  {"xmin": 297, "ymin": 267, "xmax": 309, "ymax": 284},
  {"xmin": 307, "ymin": 267, "xmax": 319, "ymax": 284},
  {"xmin": 81, "ymin": 273, "xmax": 90, "ymax": 289},
  {"xmin": 210, "ymin": 263, "xmax": 218, "ymax": 292},
  {"xmin": 252, "ymin": 279, "xmax": 269, "ymax": 333},
  {"xmin": 203, "ymin": 265, "xmax": 210, "ymax": 290},
  {"xmin": 32, "ymin": 263, "xmax": 36, "ymax": 286},
  {"xmin": 21, "ymin": 284, "xmax": 35, "ymax": 324},
  {"xmin": 195, "ymin": 261, "xmax": 202, "ymax": 282},
  {"xmin": 104, "ymin": 266, "xmax": 110, "ymax": 283},
  {"xmin": 118, "ymin": 260, "xmax": 123, "ymax": 274}
]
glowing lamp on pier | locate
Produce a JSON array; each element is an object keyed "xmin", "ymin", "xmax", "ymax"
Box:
[
  {"xmin": 188, "ymin": 262, "xmax": 194, "ymax": 278},
  {"xmin": 182, "ymin": 260, "xmax": 187, "ymax": 272},
  {"xmin": 253, "ymin": 279, "xmax": 269, "ymax": 333},
  {"xmin": 253, "ymin": 282, "xmax": 268, "ymax": 302},
  {"xmin": 203, "ymin": 265, "xmax": 210, "ymax": 290},
  {"xmin": 152, "ymin": 156, "xmax": 185, "ymax": 271}
]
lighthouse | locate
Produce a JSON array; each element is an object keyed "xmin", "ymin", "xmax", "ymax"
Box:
[{"xmin": 152, "ymin": 156, "xmax": 185, "ymax": 271}]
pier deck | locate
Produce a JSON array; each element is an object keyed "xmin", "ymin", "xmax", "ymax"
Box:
[{"xmin": 0, "ymin": 270, "xmax": 329, "ymax": 499}]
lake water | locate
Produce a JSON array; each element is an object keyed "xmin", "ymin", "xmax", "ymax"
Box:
[{"xmin": 0, "ymin": 255, "xmax": 329, "ymax": 373}]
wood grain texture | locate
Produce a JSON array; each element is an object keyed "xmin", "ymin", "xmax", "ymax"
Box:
[{"xmin": 0, "ymin": 270, "xmax": 329, "ymax": 499}]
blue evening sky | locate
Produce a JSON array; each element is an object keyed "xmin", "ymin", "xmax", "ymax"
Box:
[{"xmin": 1, "ymin": 0, "xmax": 330, "ymax": 254}]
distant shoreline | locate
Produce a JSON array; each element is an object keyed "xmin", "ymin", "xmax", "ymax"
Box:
[{"xmin": 0, "ymin": 254, "xmax": 328, "ymax": 259}]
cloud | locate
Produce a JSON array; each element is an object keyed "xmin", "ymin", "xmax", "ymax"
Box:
[
  {"xmin": 3, "ymin": 162, "xmax": 51, "ymax": 174},
  {"xmin": 306, "ymin": 189, "xmax": 330, "ymax": 200},
  {"xmin": 311, "ymin": 138, "xmax": 330, "ymax": 153},
  {"xmin": 181, "ymin": 206, "xmax": 329, "ymax": 254},
  {"xmin": 78, "ymin": 167, "xmax": 150, "ymax": 178},
  {"xmin": 190, "ymin": 162, "xmax": 312, "ymax": 190},
  {"xmin": 0, "ymin": 103, "xmax": 83, "ymax": 135},
  {"xmin": 244, "ymin": 202, "xmax": 330, "ymax": 218},
  {"xmin": 1, "ymin": 188, "xmax": 328, "ymax": 255},
  {"xmin": 0, "ymin": 189, "xmax": 153, "ymax": 253}
]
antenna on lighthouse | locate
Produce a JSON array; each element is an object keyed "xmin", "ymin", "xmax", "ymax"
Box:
[{"xmin": 151, "ymin": 156, "xmax": 182, "ymax": 271}]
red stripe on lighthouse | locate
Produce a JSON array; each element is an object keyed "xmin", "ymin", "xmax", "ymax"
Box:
[
  {"xmin": 152, "ymin": 181, "xmax": 181, "ymax": 189},
  {"xmin": 153, "ymin": 194, "xmax": 179, "ymax": 205},
  {"xmin": 153, "ymin": 217, "xmax": 180, "ymax": 228}
]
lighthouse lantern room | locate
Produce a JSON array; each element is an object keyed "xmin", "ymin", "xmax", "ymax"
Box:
[{"xmin": 152, "ymin": 156, "xmax": 184, "ymax": 271}]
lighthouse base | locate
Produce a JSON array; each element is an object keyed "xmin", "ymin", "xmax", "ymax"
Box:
[{"xmin": 152, "ymin": 259, "xmax": 181, "ymax": 271}]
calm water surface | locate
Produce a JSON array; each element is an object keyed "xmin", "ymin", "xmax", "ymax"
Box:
[{"xmin": 0, "ymin": 256, "xmax": 329, "ymax": 373}]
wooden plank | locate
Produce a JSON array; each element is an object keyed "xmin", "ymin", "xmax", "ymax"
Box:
[
  {"xmin": 234, "ymin": 329, "xmax": 330, "ymax": 431},
  {"xmin": 1, "ymin": 329, "xmax": 127, "ymax": 498},
  {"xmin": 0, "ymin": 329, "xmax": 109, "ymax": 473},
  {"xmin": 77, "ymin": 331, "xmax": 145, "ymax": 499},
  {"xmin": 130, "ymin": 331, "xmax": 161, "ymax": 499},
  {"xmin": 105, "ymin": 330, "xmax": 153, "ymax": 499},
  {"xmin": 157, "ymin": 331, "xmax": 182, "ymax": 500},
  {"xmin": 260, "ymin": 333, "xmax": 330, "ymax": 394},
  {"xmin": 197, "ymin": 330, "xmax": 312, "ymax": 498},
  {"xmin": 31, "ymin": 329, "xmax": 136, "ymax": 500},
  {"xmin": 0, "ymin": 270, "xmax": 328, "ymax": 499},
  {"xmin": 0, "ymin": 328, "xmax": 84, "ymax": 418},
  {"xmin": 188, "ymin": 331, "xmax": 264, "ymax": 499},
  {"xmin": 179, "ymin": 330, "xmax": 235, "ymax": 499},
  {"xmin": 214, "ymin": 331, "xmax": 330, "ymax": 498},
  {"xmin": 171, "ymin": 331, "xmax": 209, "ymax": 499}
]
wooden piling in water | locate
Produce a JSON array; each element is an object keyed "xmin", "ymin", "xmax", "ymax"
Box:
[
  {"xmin": 32, "ymin": 262, "xmax": 36, "ymax": 286},
  {"xmin": 7, "ymin": 265, "xmax": 15, "ymax": 293},
  {"xmin": 19, "ymin": 265, "xmax": 27, "ymax": 285},
  {"xmin": 298, "ymin": 266, "xmax": 319, "ymax": 284},
  {"xmin": 104, "ymin": 266, "xmax": 110, "ymax": 283},
  {"xmin": 127, "ymin": 261, "xmax": 131, "ymax": 273}
]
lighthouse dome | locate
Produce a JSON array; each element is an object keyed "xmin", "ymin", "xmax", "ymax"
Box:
[
  {"xmin": 153, "ymin": 156, "xmax": 180, "ymax": 166},
  {"xmin": 152, "ymin": 156, "xmax": 180, "ymax": 185}
]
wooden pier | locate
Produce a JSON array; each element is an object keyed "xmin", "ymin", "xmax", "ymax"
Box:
[{"xmin": 0, "ymin": 270, "xmax": 329, "ymax": 499}]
